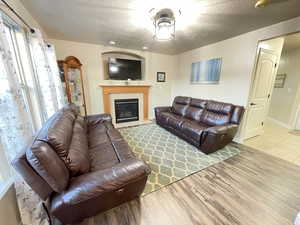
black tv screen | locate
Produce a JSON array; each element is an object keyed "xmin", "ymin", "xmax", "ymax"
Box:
[{"xmin": 108, "ymin": 58, "xmax": 142, "ymax": 80}]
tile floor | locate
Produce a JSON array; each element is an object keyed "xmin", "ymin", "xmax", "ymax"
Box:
[{"xmin": 244, "ymin": 120, "xmax": 300, "ymax": 165}]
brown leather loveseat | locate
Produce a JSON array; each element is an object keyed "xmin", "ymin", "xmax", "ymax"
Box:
[
  {"xmin": 12, "ymin": 104, "xmax": 151, "ymax": 224},
  {"xmin": 155, "ymin": 96, "xmax": 244, "ymax": 154}
]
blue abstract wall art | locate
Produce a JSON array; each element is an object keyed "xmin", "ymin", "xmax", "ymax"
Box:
[{"xmin": 191, "ymin": 58, "xmax": 222, "ymax": 84}]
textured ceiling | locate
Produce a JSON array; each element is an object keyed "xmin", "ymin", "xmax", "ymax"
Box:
[{"xmin": 21, "ymin": 0, "xmax": 300, "ymax": 55}]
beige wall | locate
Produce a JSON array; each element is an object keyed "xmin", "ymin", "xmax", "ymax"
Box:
[
  {"xmin": 172, "ymin": 17, "xmax": 300, "ymax": 107},
  {"xmin": 268, "ymin": 48, "xmax": 300, "ymax": 127},
  {"xmin": 0, "ymin": 186, "xmax": 20, "ymax": 225},
  {"xmin": 171, "ymin": 17, "xmax": 300, "ymax": 141},
  {"xmin": 49, "ymin": 39, "xmax": 178, "ymax": 119}
]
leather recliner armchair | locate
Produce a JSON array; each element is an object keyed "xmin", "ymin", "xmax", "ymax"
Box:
[{"xmin": 155, "ymin": 96, "xmax": 244, "ymax": 154}]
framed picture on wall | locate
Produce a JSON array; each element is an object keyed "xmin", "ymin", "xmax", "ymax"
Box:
[
  {"xmin": 274, "ymin": 74, "xmax": 286, "ymax": 88},
  {"xmin": 157, "ymin": 72, "xmax": 166, "ymax": 82},
  {"xmin": 190, "ymin": 58, "xmax": 222, "ymax": 84}
]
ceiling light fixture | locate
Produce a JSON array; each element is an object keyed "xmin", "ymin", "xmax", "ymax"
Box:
[
  {"xmin": 142, "ymin": 46, "xmax": 148, "ymax": 50},
  {"xmin": 255, "ymin": 0, "xmax": 270, "ymax": 7},
  {"xmin": 109, "ymin": 41, "xmax": 116, "ymax": 45},
  {"xmin": 152, "ymin": 8, "xmax": 180, "ymax": 41}
]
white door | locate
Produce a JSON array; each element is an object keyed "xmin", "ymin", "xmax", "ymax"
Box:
[{"xmin": 244, "ymin": 48, "xmax": 278, "ymax": 139}]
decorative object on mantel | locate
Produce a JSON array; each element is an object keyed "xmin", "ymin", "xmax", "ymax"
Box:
[
  {"xmin": 274, "ymin": 74, "xmax": 286, "ymax": 88},
  {"xmin": 58, "ymin": 56, "xmax": 87, "ymax": 115},
  {"xmin": 191, "ymin": 58, "xmax": 222, "ymax": 84},
  {"xmin": 125, "ymin": 78, "xmax": 132, "ymax": 85},
  {"xmin": 157, "ymin": 72, "xmax": 166, "ymax": 82}
]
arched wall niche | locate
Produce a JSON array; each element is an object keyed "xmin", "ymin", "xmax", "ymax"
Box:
[{"xmin": 101, "ymin": 51, "xmax": 146, "ymax": 80}]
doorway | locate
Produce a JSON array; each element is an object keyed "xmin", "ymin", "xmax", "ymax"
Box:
[{"xmin": 244, "ymin": 32, "xmax": 300, "ymax": 165}]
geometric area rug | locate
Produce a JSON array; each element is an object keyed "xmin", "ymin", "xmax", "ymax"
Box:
[{"xmin": 118, "ymin": 123, "xmax": 241, "ymax": 196}]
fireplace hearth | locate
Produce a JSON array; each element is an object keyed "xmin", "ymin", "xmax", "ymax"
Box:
[{"xmin": 114, "ymin": 98, "xmax": 139, "ymax": 123}]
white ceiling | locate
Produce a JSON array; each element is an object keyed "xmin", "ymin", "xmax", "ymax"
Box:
[{"xmin": 21, "ymin": 0, "xmax": 300, "ymax": 55}]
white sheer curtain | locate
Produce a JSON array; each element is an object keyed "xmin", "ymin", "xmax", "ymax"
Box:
[
  {"xmin": 45, "ymin": 42, "xmax": 65, "ymax": 108},
  {"xmin": 0, "ymin": 10, "xmax": 65, "ymax": 224},
  {"xmin": 28, "ymin": 28, "xmax": 64, "ymax": 121},
  {"xmin": 0, "ymin": 13, "xmax": 34, "ymax": 192}
]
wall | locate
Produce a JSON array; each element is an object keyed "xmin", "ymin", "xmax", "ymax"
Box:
[
  {"xmin": 49, "ymin": 39, "xmax": 178, "ymax": 119},
  {"xmin": 0, "ymin": 1, "xmax": 46, "ymax": 224},
  {"xmin": 268, "ymin": 48, "xmax": 300, "ymax": 127},
  {"xmin": 172, "ymin": 17, "xmax": 300, "ymax": 141},
  {"xmin": 0, "ymin": 186, "xmax": 20, "ymax": 225},
  {"xmin": 172, "ymin": 19, "xmax": 300, "ymax": 107}
]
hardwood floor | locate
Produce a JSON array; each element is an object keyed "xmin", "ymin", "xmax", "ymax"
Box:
[{"xmin": 72, "ymin": 145, "xmax": 300, "ymax": 225}]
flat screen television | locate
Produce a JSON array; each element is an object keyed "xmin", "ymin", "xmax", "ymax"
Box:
[{"xmin": 108, "ymin": 58, "xmax": 142, "ymax": 80}]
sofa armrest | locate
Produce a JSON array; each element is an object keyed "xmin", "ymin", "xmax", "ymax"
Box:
[
  {"xmin": 154, "ymin": 106, "xmax": 172, "ymax": 114},
  {"xmin": 51, "ymin": 159, "xmax": 150, "ymax": 208},
  {"xmin": 85, "ymin": 113, "xmax": 112, "ymax": 126},
  {"xmin": 203, "ymin": 124, "xmax": 238, "ymax": 136},
  {"xmin": 154, "ymin": 106, "xmax": 172, "ymax": 118},
  {"xmin": 200, "ymin": 124, "xmax": 238, "ymax": 154}
]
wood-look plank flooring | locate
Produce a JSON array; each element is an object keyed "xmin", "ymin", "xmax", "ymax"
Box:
[{"xmin": 72, "ymin": 145, "xmax": 300, "ymax": 225}]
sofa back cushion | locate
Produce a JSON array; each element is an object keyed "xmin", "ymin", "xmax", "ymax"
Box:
[
  {"xmin": 185, "ymin": 98, "xmax": 207, "ymax": 121},
  {"xmin": 65, "ymin": 119, "xmax": 90, "ymax": 176},
  {"xmin": 26, "ymin": 140, "xmax": 69, "ymax": 193},
  {"xmin": 37, "ymin": 109, "xmax": 75, "ymax": 159},
  {"xmin": 172, "ymin": 96, "xmax": 191, "ymax": 116},
  {"xmin": 201, "ymin": 101, "xmax": 234, "ymax": 126}
]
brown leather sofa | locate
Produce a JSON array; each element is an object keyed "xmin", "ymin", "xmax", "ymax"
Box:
[
  {"xmin": 12, "ymin": 104, "xmax": 151, "ymax": 224},
  {"xmin": 155, "ymin": 96, "xmax": 244, "ymax": 154}
]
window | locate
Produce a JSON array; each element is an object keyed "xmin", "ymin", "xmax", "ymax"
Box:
[
  {"xmin": 0, "ymin": 15, "xmax": 36, "ymax": 193},
  {"xmin": 0, "ymin": 13, "xmax": 64, "ymax": 194}
]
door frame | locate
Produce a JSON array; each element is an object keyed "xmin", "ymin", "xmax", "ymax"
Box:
[
  {"xmin": 240, "ymin": 48, "xmax": 279, "ymax": 141},
  {"xmin": 289, "ymin": 83, "xmax": 300, "ymax": 130}
]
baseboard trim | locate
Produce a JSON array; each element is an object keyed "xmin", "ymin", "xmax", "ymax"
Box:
[
  {"xmin": 233, "ymin": 136, "xmax": 243, "ymax": 144},
  {"xmin": 266, "ymin": 117, "xmax": 292, "ymax": 129}
]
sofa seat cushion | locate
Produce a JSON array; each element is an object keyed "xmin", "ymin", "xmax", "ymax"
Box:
[
  {"xmin": 65, "ymin": 119, "xmax": 90, "ymax": 176},
  {"xmin": 110, "ymin": 140, "xmax": 135, "ymax": 161},
  {"xmin": 106, "ymin": 127, "xmax": 123, "ymax": 142},
  {"xmin": 89, "ymin": 141, "xmax": 119, "ymax": 172},
  {"xmin": 181, "ymin": 121, "xmax": 209, "ymax": 143}
]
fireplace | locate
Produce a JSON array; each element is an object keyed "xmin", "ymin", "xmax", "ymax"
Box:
[{"xmin": 114, "ymin": 98, "xmax": 139, "ymax": 123}]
